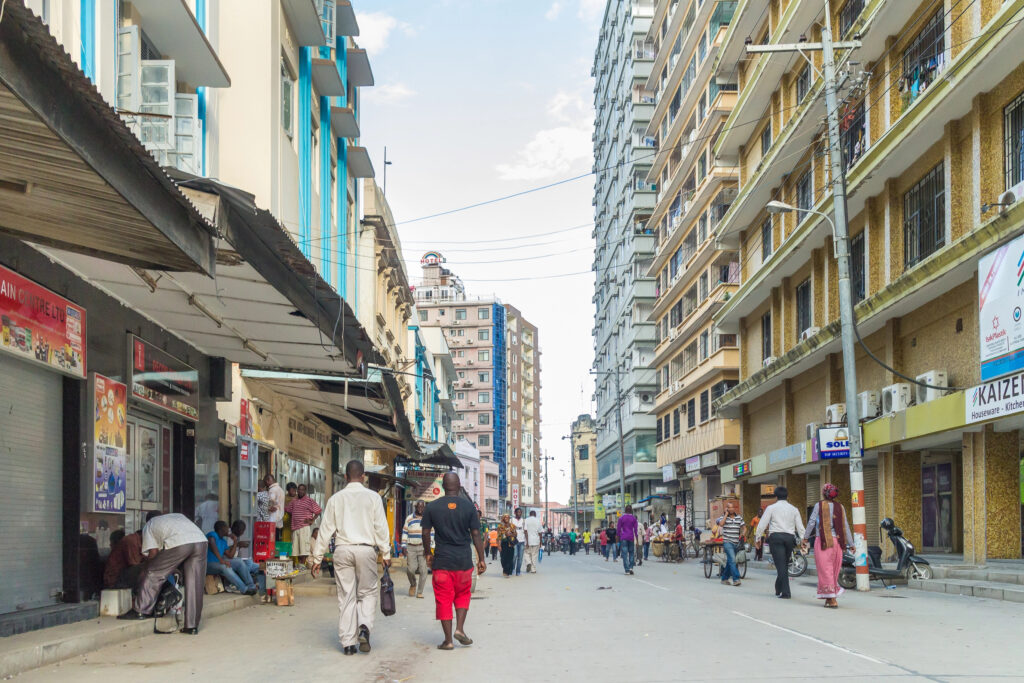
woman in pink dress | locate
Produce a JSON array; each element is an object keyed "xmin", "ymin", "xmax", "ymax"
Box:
[{"xmin": 801, "ymin": 483, "xmax": 854, "ymax": 608}]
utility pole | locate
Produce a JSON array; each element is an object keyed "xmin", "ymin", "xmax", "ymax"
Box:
[
  {"xmin": 540, "ymin": 452, "xmax": 555, "ymax": 530},
  {"xmin": 562, "ymin": 431, "xmax": 580, "ymax": 530},
  {"xmin": 747, "ymin": 2, "xmax": 868, "ymax": 589},
  {"xmin": 613, "ymin": 335, "xmax": 628, "ymax": 518}
]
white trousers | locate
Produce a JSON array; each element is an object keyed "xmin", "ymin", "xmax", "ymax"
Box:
[
  {"xmin": 525, "ymin": 544, "xmax": 540, "ymax": 572},
  {"xmin": 333, "ymin": 545, "xmax": 380, "ymax": 647}
]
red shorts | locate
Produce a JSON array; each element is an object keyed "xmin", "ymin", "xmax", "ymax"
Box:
[{"xmin": 432, "ymin": 568, "xmax": 473, "ymax": 620}]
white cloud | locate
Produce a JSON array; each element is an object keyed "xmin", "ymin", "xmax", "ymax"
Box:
[
  {"xmin": 577, "ymin": 0, "xmax": 605, "ymax": 21},
  {"xmin": 363, "ymin": 82, "xmax": 416, "ymax": 105},
  {"xmin": 496, "ymin": 91, "xmax": 593, "ymax": 181},
  {"xmin": 354, "ymin": 12, "xmax": 417, "ymax": 54},
  {"xmin": 545, "ymin": 2, "xmax": 563, "ymax": 20}
]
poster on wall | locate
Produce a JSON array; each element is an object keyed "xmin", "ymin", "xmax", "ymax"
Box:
[
  {"xmin": 93, "ymin": 373, "xmax": 128, "ymax": 512},
  {"xmin": 129, "ymin": 335, "xmax": 199, "ymax": 419},
  {"xmin": 978, "ymin": 233, "xmax": 1024, "ymax": 380},
  {"xmin": 407, "ymin": 470, "xmax": 445, "ymax": 502},
  {"xmin": 0, "ymin": 265, "xmax": 86, "ymax": 378}
]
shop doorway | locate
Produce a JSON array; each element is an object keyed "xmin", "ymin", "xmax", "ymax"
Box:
[
  {"xmin": 125, "ymin": 415, "xmax": 171, "ymax": 533},
  {"xmin": 921, "ymin": 462, "xmax": 954, "ymax": 552}
]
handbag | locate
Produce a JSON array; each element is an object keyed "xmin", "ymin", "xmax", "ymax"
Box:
[
  {"xmin": 734, "ymin": 547, "xmax": 747, "ymax": 564},
  {"xmin": 379, "ymin": 566, "xmax": 396, "ymax": 616}
]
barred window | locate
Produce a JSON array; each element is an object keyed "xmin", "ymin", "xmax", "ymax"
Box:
[
  {"xmin": 796, "ymin": 170, "xmax": 813, "ymax": 217},
  {"xmin": 761, "ymin": 123, "xmax": 772, "ymax": 157},
  {"xmin": 901, "ymin": 11, "xmax": 945, "ymax": 108},
  {"xmin": 761, "ymin": 311, "xmax": 772, "ymax": 361},
  {"xmin": 903, "ymin": 162, "xmax": 945, "ymax": 267},
  {"xmin": 796, "ymin": 64, "xmax": 811, "ymax": 103},
  {"xmin": 851, "ymin": 232, "xmax": 866, "ymax": 302},
  {"xmin": 699, "ymin": 390, "xmax": 710, "ymax": 423},
  {"xmin": 687, "ymin": 398, "xmax": 696, "ymax": 429},
  {"xmin": 796, "ymin": 278, "xmax": 812, "ymax": 335},
  {"xmin": 761, "ymin": 216, "xmax": 773, "ymax": 261},
  {"xmin": 1005, "ymin": 91, "xmax": 1024, "ymax": 190},
  {"xmin": 839, "ymin": 0, "xmax": 865, "ymax": 36},
  {"xmin": 673, "ymin": 408, "xmax": 681, "ymax": 435}
]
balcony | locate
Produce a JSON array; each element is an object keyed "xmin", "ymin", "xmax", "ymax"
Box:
[
  {"xmin": 311, "ymin": 58, "xmax": 345, "ymax": 96},
  {"xmin": 282, "ymin": 0, "xmax": 328, "ymax": 46},
  {"xmin": 330, "ymin": 106, "xmax": 359, "ymax": 142},
  {"xmin": 655, "ymin": 416, "xmax": 740, "ymax": 468},
  {"xmin": 347, "ymin": 48, "xmax": 374, "ymax": 86},
  {"xmin": 129, "ymin": 0, "xmax": 229, "ymax": 86},
  {"xmin": 347, "ymin": 146, "xmax": 375, "ymax": 178},
  {"xmin": 650, "ymin": 169, "xmax": 737, "ymax": 274},
  {"xmin": 653, "ymin": 280, "xmax": 738, "ymax": 364}
]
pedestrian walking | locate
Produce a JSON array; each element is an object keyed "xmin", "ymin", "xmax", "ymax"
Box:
[
  {"xmin": 719, "ymin": 509, "xmax": 746, "ymax": 587},
  {"xmin": 754, "ymin": 486, "xmax": 805, "ymax": 599},
  {"xmin": 673, "ymin": 517, "xmax": 685, "ymax": 562},
  {"xmin": 607, "ymin": 524, "xmax": 619, "ymax": 561},
  {"xmin": 512, "ymin": 508, "xmax": 526, "ymax": 576},
  {"xmin": 642, "ymin": 522, "xmax": 652, "ymax": 561},
  {"xmin": 403, "ymin": 501, "xmax": 428, "ymax": 598},
  {"xmin": 583, "ymin": 529, "xmax": 591, "ymax": 555},
  {"xmin": 524, "ymin": 510, "xmax": 541, "ymax": 573},
  {"xmin": 802, "ymin": 483, "xmax": 855, "ymax": 608},
  {"xmin": 310, "ymin": 460, "xmax": 392, "ymax": 656},
  {"xmin": 600, "ymin": 527, "xmax": 608, "ymax": 560},
  {"xmin": 117, "ymin": 512, "xmax": 207, "ymax": 634},
  {"xmin": 422, "ymin": 473, "xmax": 487, "ymax": 651},
  {"xmin": 750, "ymin": 513, "xmax": 763, "ymax": 561},
  {"xmin": 285, "ymin": 483, "xmax": 321, "ymax": 565},
  {"xmin": 497, "ymin": 513, "xmax": 517, "ymax": 577},
  {"xmin": 488, "ymin": 527, "xmax": 499, "ymax": 562},
  {"xmin": 569, "ymin": 528, "xmax": 577, "ymax": 555},
  {"xmin": 617, "ymin": 505, "xmax": 639, "ymax": 575}
]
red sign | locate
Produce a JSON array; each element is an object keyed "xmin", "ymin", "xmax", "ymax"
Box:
[
  {"xmin": 239, "ymin": 398, "xmax": 250, "ymax": 436},
  {"xmin": 240, "ymin": 441, "xmax": 250, "ymax": 462},
  {"xmin": 129, "ymin": 335, "xmax": 199, "ymax": 419},
  {"xmin": 0, "ymin": 265, "xmax": 86, "ymax": 378}
]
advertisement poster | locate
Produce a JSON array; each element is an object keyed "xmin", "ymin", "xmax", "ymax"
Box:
[
  {"xmin": 0, "ymin": 265, "xmax": 86, "ymax": 378},
  {"xmin": 978, "ymin": 234, "xmax": 1024, "ymax": 380},
  {"xmin": 93, "ymin": 444, "xmax": 126, "ymax": 512},
  {"xmin": 407, "ymin": 471, "xmax": 445, "ymax": 502},
  {"xmin": 130, "ymin": 335, "xmax": 199, "ymax": 419},
  {"xmin": 92, "ymin": 374, "xmax": 128, "ymax": 512},
  {"xmin": 594, "ymin": 500, "xmax": 605, "ymax": 520}
]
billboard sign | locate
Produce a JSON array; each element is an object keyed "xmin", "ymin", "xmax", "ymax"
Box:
[
  {"xmin": 130, "ymin": 335, "xmax": 199, "ymax": 419},
  {"xmin": 978, "ymin": 234, "xmax": 1024, "ymax": 380},
  {"xmin": 817, "ymin": 426, "xmax": 863, "ymax": 459}
]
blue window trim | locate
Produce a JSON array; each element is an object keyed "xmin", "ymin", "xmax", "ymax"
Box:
[
  {"xmin": 195, "ymin": 0, "xmax": 207, "ymax": 176},
  {"xmin": 298, "ymin": 47, "xmax": 312, "ymax": 256},
  {"xmin": 492, "ymin": 305, "xmax": 508, "ymax": 498},
  {"xmin": 80, "ymin": 0, "xmax": 95, "ymax": 82},
  {"xmin": 335, "ymin": 38, "xmax": 349, "ymax": 298}
]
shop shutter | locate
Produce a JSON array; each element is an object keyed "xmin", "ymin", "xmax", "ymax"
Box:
[
  {"xmin": 863, "ymin": 464, "xmax": 880, "ymax": 547},
  {"xmin": 806, "ymin": 473, "xmax": 820, "ymax": 506},
  {"xmin": 0, "ymin": 356, "xmax": 63, "ymax": 614}
]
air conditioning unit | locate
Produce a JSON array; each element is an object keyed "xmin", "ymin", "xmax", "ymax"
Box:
[
  {"xmin": 996, "ymin": 180, "xmax": 1024, "ymax": 215},
  {"xmin": 469, "ymin": 401, "xmax": 475, "ymax": 406},
  {"xmin": 673, "ymin": 380, "xmax": 683, "ymax": 392},
  {"xmin": 763, "ymin": 356, "xmax": 777, "ymax": 368},
  {"xmin": 468, "ymin": 360, "xmax": 474, "ymax": 365},
  {"xmin": 640, "ymin": 393, "xmax": 653, "ymax": 404},
  {"xmin": 857, "ymin": 390, "xmax": 880, "ymax": 419},
  {"xmin": 882, "ymin": 383, "xmax": 913, "ymax": 414},
  {"xmin": 800, "ymin": 326, "xmax": 820, "ymax": 342},
  {"xmin": 825, "ymin": 403, "xmax": 846, "ymax": 424},
  {"xmin": 915, "ymin": 370, "xmax": 949, "ymax": 404},
  {"xmin": 466, "ymin": 339, "xmax": 474, "ymax": 345},
  {"xmin": 669, "ymin": 328, "xmax": 678, "ymax": 339},
  {"xmin": 806, "ymin": 422, "xmax": 822, "ymax": 441},
  {"xmin": 452, "ymin": 320, "xmax": 461, "ymax": 325}
]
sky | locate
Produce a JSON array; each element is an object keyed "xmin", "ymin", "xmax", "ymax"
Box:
[{"xmin": 354, "ymin": 0, "xmax": 606, "ymax": 504}]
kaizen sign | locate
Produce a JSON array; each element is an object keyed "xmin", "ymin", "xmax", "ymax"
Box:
[
  {"xmin": 817, "ymin": 427, "xmax": 862, "ymax": 459},
  {"xmin": 965, "ymin": 371, "xmax": 1024, "ymax": 424}
]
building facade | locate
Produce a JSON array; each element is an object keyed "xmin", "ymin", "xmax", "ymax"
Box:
[
  {"xmin": 712, "ymin": 0, "xmax": 1024, "ymax": 560},
  {"xmin": 571, "ymin": 414, "xmax": 600, "ymax": 531},
  {"xmin": 645, "ymin": 0, "xmax": 741, "ymax": 529}
]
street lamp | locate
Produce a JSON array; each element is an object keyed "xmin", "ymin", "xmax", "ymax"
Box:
[
  {"xmin": 766, "ymin": 201, "xmax": 838, "ymax": 244},
  {"xmin": 562, "ymin": 432, "xmax": 580, "ymax": 531},
  {"xmin": 539, "ymin": 453, "xmax": 555, "ymax": 529}
]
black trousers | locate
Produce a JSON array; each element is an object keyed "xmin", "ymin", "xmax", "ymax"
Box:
[
  {"xmin": 768, "ymin": 532, "xmax": 796, "ymax": 598},
  {"xmin": 500, "ymin": 539, "xmax": 515, "ymax": 576},
  {"xmin": 489, "ymin": 545, "xmax": 498, "ymax": 560}
]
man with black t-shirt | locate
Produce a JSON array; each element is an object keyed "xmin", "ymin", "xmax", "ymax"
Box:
[{"xmin": 422, "ymin": 472, "xmax": 487, "ymax": 651}]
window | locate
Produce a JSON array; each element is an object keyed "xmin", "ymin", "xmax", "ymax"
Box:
[
  {"xmin": 486, "ymin": 474, "xmax": 498, "ymax": 488},
  {"xmin": 478, "ymin": 392, "xmax": 490, "ymax": 403},
  {"xmin": 699, "ymin": 272, "xmax": 708, "ymax": 301},
  {"xmin": 761, "ymin": 311, "xmax": 772, "ymax": 361},
  {"xmin": 700, "ymin": 391, "xmax": 710, "ymax": 423},
  {"xmin": 1005, "ymin": 92, "xmax": 1024, "ymax": 190},
  {"xmin": 478, "ymin": 371, "xmax": 489, "ymax": 382},
  {"xmin": 456, "ymin": 350, "xmax": 465, "ymax": 358},
  {"xmin": 578, "ymin": 445, "xmax": 589, "ymax": 460},
  {"xmin": 851, "ymin": 232, "xmax": 866, "ymax": 302},
  {"xmin": 281, "ymin": 59, "xmax": 294, "ymax": 138},
  {"xmin": 456, "ymin": 392, "xmax": 465, "ymax": 400},
  {"xmin": 796, "ymin": 64, "xmax": 811, "ymax": 103},
  {"xmin": 478, "ymin": 434, "xmax": 491, "ymax": 447},
  {"xmin": 673, "ymin": 407, "xmax": 681, "ymax": 435},
  {"xmin": 478, "ymin": 307, "xmax": 490, "ymax": 320},
  {"xmin": 796, "ymin": 170, "xmax": 813, "ymax": 218},
  {"xmin": 839, "ymin": 0, "xmax": 865, "ymax": 36},
  {"xmin": 901, "ymin": 11, "xmax": 945, "ymax": 109},
  {"xmin": 840, "ymin": 101, "xmax": 867, "ymax": 170},
  {"xmin": 761, "ymin": 216, "xmax": 773, "ymax": 261},
  {"xmin": 903, "ymin": 162, "xmax": 945, "ymax": 267},
  {"xmin": 319, "ymin": 0, "xmax": 336, "ymax": 43},
  {"xmin": 761, "ymin": 123, "xmax": 772, "ymax": 157},
  {"xmin": 687, "ymin": 398, "xmax": 696, "ymax": 429},
  {"xmin": 478, "ymin": 350, "xmax": 490, "ymax": 362},
  {"xmin": 796, "ymin": 278, "xmax": 812, "ymax": 335},
  {"xmin": 510, "ymin": 465, "xmax": 517, "ymax": 477},
  {"xmin": 455, "ymin": 308, "xmax": 467, "ymax": 320},
  {"xmin": 711, "ymin": 379, "xmax": 739, "ymax": 401},
  {"xmin": 478, "ymin": 329, "xmax": 490, "ymax": 341},
  {"xmin": 438, "ymin": 308, "xmax": 446, "ymax": 316},
  {"xmin": 418, "ymin": 310, "xmax": 428, "ymax": 322},
  {"xmin": 458, "ymin": 371, "xmax": 465, "ymax": 379},
  {"xmin": 479, "ymin": 412, "xmax": 490, "ymax": 425},
  {"xmin": 700, "ymin": 330, "xmax": 709, "ymax": 360},
  {"xmin": 656, "ymin": 418, "xmax": 663, "ymax": 442}
]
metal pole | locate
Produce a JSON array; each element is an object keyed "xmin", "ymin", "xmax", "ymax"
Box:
[
  {"xmin": 613, "ymin": 336, "xmax": 628, "ymax": 517},
  {"xmin": 820, "ymin": 3, "xmax": 868, "ymax": 591},
  {"xmin": 545, "ymin": 456, "xmax": 549, "ymax": 530},
  {"xmin": 570, "ymin": 432, "xmax": 579, "ymax": 530}
]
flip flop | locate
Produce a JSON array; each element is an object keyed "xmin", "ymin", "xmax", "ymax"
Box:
[
  {"xmin": 454, "ymin": 632, "xmax": 474, "ymax": 645},
  {"xmin": 437, "ymin": 642, "xmax": 455, "ymax": 650}
]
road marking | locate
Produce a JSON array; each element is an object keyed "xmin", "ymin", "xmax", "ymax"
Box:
[
  {"xmin": 570, "ymin": 557, "xmax": 671, "ymax": 590},
  {"xmin": 731, "ymin": 610, "xmax": 887, "ymax": 665}
]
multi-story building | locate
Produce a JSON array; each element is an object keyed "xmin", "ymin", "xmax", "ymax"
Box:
[
  {"xmin": 413, "ymin": 254, "xmax": 543, "ymax": 512},
  {"xmin": 571, "ymin": 414, "xmax": 599, "ymax": 531},
  {"xmin": 712, "ymin": 0, "xmax": 1024, "ymax": 560},
  {"xmin": 645, "ymin": 0, "xmax": 742, "ymax": 528},
  {"xmin": 591, "ymin": 0, "xmax": 660, "ymax": 511}
]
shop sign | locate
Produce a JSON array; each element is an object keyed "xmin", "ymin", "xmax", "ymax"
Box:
[
  {"xmin": 130, "ymin": 335, "xmax": 198, "ymax": 419},
  {"xmin": 223, "ymin": 422, "xmax": 237, "ymax": 445},
  {"xmin": 817, "ymin": 426, "xmax": 863, "ymax": 459},
  {"xmin": 965, "ymin": 371, "xmax": 1024, "ymax": 424},
  {"xmin": 602, "ymin": 494, "xmax": 615, "ymax": 508},
  {"xmin": 594, "ymin": 500, "xmax": 605, "ymax": 520},
  {"xmin": 239, "ymin": 440, "xmax": 250, "ymax": 462},
  {"xmin": 700, "ymin": 451, "xmax": 719, "ymax": 469},
  {"xmin": 978, "ymin": 233, "xmax": 1024, "ymax": 380},
  {"xmin": 768, "ymin": 442, "xmax": 808, "ymax": 465},
  {"xmin": 654, "ymin": 485, "xmax": 668, "ymax": 494},
  {"xmin": 0, "ymin": 265, "xmax": 86, "ymax": 378},
  {"xmin": 239, "ymin": 397, "xmax": 251, "ymax": 437},
  {"xmin": 684, "ymin": 456, "xmax": 701, "ymax": 473},
  {"xmin": 407, "ymin": 470, "xmax": 445, "ymax": 502},
  {"xmin": 92, "ymin": 373, "xmax": 127, "ymax": 512},
  {"xmin": 662, "ymin": 464, "xmax": 675, "ymax": 482},
  {"xmin": 733, "ymin": 460, "xmax": 752, "ymax": 477}
]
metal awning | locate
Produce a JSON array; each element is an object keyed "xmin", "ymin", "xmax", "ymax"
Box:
[
  {"xmin": 128, "ymin": 0, "xmax": 230, "ymax": 87},
  {"xmin": 330, "ymin": 106, "xmax": 360, "ymax": 138},
  {"xmin": 240, "ymin": 369, "xmax": 418, "ymax": 455},
  {"xmin": 408, "ymin": 439, "xmax": 462, "ymax": 469},
  {"xmin": 0, "ymin": 1, "xmax": 216, "ymax": 274},
  {"xmin": 346, "ymin": 48, "xmax": 374, "ymax": 86},
  {"xmin": 282, "ymin": 0, "xmax": 327, "ymax": 46},
  {"xmin": 336, "ymin": 1, "xmax": 360, "ymax": 36},
  {"xmin": 347, "ymin": 146, "xmax": 375, "ymax": 178},
  {"xmin": 311, "ymin": 58, "xmax": 345, "ymax": 96}
]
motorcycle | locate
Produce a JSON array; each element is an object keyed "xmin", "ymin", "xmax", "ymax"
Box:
[
  {"xmin": 765, "ymin": 544, "xmax": 808, "ymax": 577},
  {"xmin": 838, "ymin": 517, "xmax": 933, "ymax": 588}
]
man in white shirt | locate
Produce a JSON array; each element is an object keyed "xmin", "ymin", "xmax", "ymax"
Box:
[
  {"xmin": 118, "ymin": 511, "xmax": 208, "ymax": 633},
  {"xmin": 402, "ymin": 500, "xmax": 427, "ymax": 598},
  {"xmin": 754, "ymin": 486, "xmax": 806, "ymax": 599},
  {"xmin": 511, "ymin": 507, "xmax": 526, "ymax": 576},
  {"xmin": 310, "ymin": 460, "xmax": 392, "ymax": 656},
  {"xmin": 523, "ymin": 510, "xmax": 542, "ymax": 573},
  {"xmin": 265, "ymin": 474, "xmax": 286, "ymax": 538}
]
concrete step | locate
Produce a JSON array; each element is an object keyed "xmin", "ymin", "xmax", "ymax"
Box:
[
  {"xmin": 0, "ymin": 592, "xmax": 260, "ymax": 679},
  {"xmin": 931, "ymin": 566, "xmax": 1024, "ymax": 585},
  {"xmin": 909, "ymin": 577, "xmax": 1024, "ymax": 602}
]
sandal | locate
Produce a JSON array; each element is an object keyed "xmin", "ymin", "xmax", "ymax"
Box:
[
  {"xmin": 454, "ymin": 631, "xmax": 473, "ymax": 645},
  {"xmin": 437, "ymin": 642, "xmax": 455, "ymax": 650}
]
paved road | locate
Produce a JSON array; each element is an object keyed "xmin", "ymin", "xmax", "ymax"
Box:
[{"xmin": 18, "ymin": 550, "xmax": 1024, "ymax": 681}]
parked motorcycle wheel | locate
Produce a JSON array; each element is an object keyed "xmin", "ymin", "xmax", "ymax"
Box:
[
  {"xmin": 788, "ymin": 552, "xmax": 808, "ymax": 577},
  {"xmin": 907, "ymin": 562, "xmax": 933, "ymax": 580},
  {"xmin": 838, "ymin": 571, "xmax": 857, "ymax": 590}
]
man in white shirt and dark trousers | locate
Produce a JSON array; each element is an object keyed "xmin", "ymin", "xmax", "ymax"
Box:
[
  {"xmin": 523, "ymin": 510, "xmax": 541, "ymax": 573},
  {"xmin": 118, "ymin": 512, "xmax": 207, "ymax": 634},
  {"xmin": 754, "ymin": 486, "xmax": 806, "ymax": 599},
  {"xmin": 310, "ymin": 460, "xmax": 392, "ymax": 656},
  {"xmin": 403, "ymin": 500, "xmax": 428, "ymax": 597}
]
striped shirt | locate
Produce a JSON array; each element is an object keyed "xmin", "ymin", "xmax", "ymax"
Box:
[
  {"xmin": 721, "ymin": 514, "xmax": 744, "ymax": 544},
  {"xmin": 402, "ymin": 514, "xmax": 424, "ymax": 546},
  {"xmin": 285, "ymin": 496, "xmax": 322, "ymax": 530}
]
